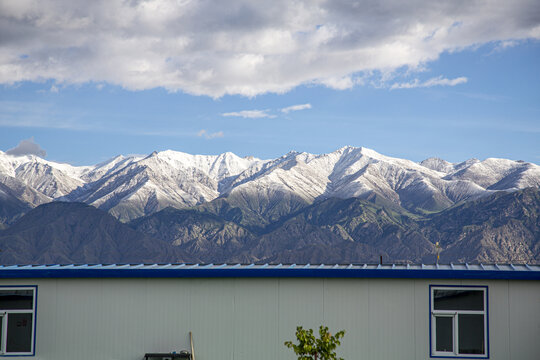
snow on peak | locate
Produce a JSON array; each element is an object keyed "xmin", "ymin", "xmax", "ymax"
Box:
[
  {"xmin": 147, "ymin": 149, "xmax": 263, "ymax": 181},
  {"xmin": 420, "ymin": 158, "xmax": 454, "ymax": 173},
  {"xmin": 1, "ymin": 147, "xmax": 538, "ymax": 221}
]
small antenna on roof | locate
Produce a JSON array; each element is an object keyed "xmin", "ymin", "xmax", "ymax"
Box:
[{"xmin": 379, "ymin": 255, "xmax": 383, "ymax": 265}]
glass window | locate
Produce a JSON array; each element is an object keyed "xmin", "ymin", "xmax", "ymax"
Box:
[
  {"xmin": 458, "ymin": 314, "xmax": 485, "ymax": 355},
  {"xmin": 6, "ymin": 313, "xmax": 33, "ymax": 353},
  {"xmin": 430, "ymin": 286, "xmax": 487, "ymax": 358},
  {"xmin": 433, "ymin": 289, "xmax": 484, "ymax": 311},
  {"xmin": 0, "ymin": 287, "xmax": 36, "ymax": 356},
  {"xmin": 0, "ymin": 290, "xmax": 33, "ymax": 310},
  {"xmin": 435, "ymin": 316, "xmax": 453, "ymax": 352}
]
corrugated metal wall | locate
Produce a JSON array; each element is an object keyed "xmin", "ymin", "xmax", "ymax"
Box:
[{"xmin": 0, "ymin": 277, "xmax": 538, "ymax": 360}]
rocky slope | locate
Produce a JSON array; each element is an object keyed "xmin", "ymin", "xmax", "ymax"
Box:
[
  {"xmin": 130, "ymin": 207, "xmax": 255, "ymax": 263},
  {"xmin": 131, "ymin": 188, "xmax": 540, "ymax": 264},
  {"xmin": 420, "ymin": 187, "xmax": 540, "ymax": 263},
  {"xmin": 0, "ymin": 202, "xmax": 188, "ymax": 265},
  {"xmin": 1, "ymin": 188, "xmax": 538, "ymax": 265}
]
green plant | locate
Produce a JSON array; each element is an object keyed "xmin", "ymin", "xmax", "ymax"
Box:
[{"xmin": 284, "ymin": 325, "xmax": 345, "ymax": 360}]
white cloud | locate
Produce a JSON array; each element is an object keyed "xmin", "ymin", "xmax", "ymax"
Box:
[
  {"xmin": 197, "ymin": 129, "xmax": 224, "ymax": 139},
  {"xmin": 0, "ymin": 0, "xmax": 538, "ymax": 97},
  {"xmin": 281, "ymin": 103, "xmax": 312, "ymax": 113},
  {"xmin": 316, "ymin": 76, "xmax": 355, "ymax": 90},
  {"xmin": 5, "ymin": 137, "xmax": 46, "ymax": 157},
  {"xmin": 390, "ymin": 76, "xmax": 468, "ymax": 90},
  {"xmin": 222, "ymin": 110, "xmax": 271, "ymax": 119},
  {"xmin": 224, "ymin": 104, "xmax": 312, "ymax": 117}
]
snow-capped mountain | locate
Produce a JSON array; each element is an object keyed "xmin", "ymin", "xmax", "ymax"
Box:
[
  {"xmin": 0, "ymin": 151, "xmax": 89, "ymax": 202},
  {"xmin": 81, "ymin": 155, "xmax": 143, "ymax": 183},
  {"xmin": 220, "ymin": 146, "xmax": 530, "ymax": 218},
  {"xmin": 0, "ymin": 147, "xmax": 538, "ymax": 223},
  {"xmin": 65, "ymin": 150, "xmax": 264, "ymax": 221}
]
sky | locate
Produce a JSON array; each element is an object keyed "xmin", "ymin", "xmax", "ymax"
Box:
[{"xmin": 0, "ymin": 0, "xmax": 539, "ymax": 165}]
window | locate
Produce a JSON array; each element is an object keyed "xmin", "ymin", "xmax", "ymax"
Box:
[
  {"xmin": 0, "ymin": 287, "xmax": 36, "ymax": 356},
  {"xmin": 430, "ymin": 286, "xmax": 488, "ymax": 358}
]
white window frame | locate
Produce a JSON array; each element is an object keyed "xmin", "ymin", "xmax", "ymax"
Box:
[
  {"xmin": 0, "ymin": 286, "xmax": 37, "ymax": 356},
  {"xmin": 430, "ymin": 285, "xmax": 488, "ymax": 358}
]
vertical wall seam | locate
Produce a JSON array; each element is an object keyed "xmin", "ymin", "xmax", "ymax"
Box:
[
  {"xmin": 507, "ymin": 280, "xmax": 511, "ymax": 360},
  {"xmin": 367, "ymin": 278, "xmax": 371, "ymax": 360},
  {"xmin": 53, "ymin": 279, "xmax": 59, "ymax": 356},
  {"xmin": 232, "ymin": 278, "xmax": 236, "ymax": 360},
  {"xmin": 188, "ymin": 278, "xmax": 192, "ymax": 347},
  {"xmin": 413, "ymin": 279, "xmax": 417, "ymax": 360},
  {"xmin": 322, "ymin": 278, "xmax": 325, "ymax": 324},
  {"xmin": 277, "ymin": 278, "xmax": 281, "ymax": 359}
]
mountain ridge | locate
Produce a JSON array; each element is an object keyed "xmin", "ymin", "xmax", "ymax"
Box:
[
  {"xmin": 1, "ymin": 188, "xmax": 538, "ymax": 265},
  {"xmin": 0, "ymin": 147, "xmax": 538, "ymax": 226}
]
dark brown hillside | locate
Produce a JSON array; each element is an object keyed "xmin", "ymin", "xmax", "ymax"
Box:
[
  {"xmin": 0, "ymin": 189, "xmax": 539, "ymax": 265},
  {"xmin": 130, "ymin": 207, "xmax": 256, "ymax": 263},
  {"xmin": 0, "ymin": 202, "xmax": 191, "ymax": 265},
  {"xmin": 422, "ymin": 188, "xmax": 540, "ymax": 263}
]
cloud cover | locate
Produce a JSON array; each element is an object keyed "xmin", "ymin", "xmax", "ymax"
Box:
[
  {"xmin": 222, "ymin": 110, "xmax": 271, "ymax": 118},
  {"xmin": 281, "ymin": 103, "xmax": 312, "ymax": 113},
  {"xmin": 0, "ymin": 0, "xmax": 539, "ymax": 97},
  {"xmin": 390, "ymin": 76, "xmax": 468, "ymax": 89},
  {"xmin": 5, "ymin": 137, "xmax": 46, "ymax": 157}
]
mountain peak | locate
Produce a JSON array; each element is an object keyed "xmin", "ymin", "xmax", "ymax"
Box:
[
  {"xmin": 145, "ymin": 151, "xmax": 159, "ymax": 159},
  {"xmin": 420, "ymin": 157, "xmax": 453, "ymax": 173},
  {"xmin": 336, "ymin": 145, "xmax": 354, "ymax": 152},
  {"xmin": 357, "ymin": 146, "xmax": 382, "ymax": 157}
]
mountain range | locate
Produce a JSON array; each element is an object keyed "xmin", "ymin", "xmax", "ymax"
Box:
[{"xmin": 0, "ymin": 147, "xmax": 539, "ymax": 265}]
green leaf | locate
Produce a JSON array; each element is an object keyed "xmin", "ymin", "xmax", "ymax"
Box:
[{"xmin": 284, "ymin": 325, "xmax": 346, "ymax": 360}]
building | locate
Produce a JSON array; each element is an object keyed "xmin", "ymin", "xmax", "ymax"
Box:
[{"xmin": 0, "ymin": 263, "xmax": 538, "ymax": 359}]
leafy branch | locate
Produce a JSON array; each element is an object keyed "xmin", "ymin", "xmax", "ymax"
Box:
[{"xmin": 284, "ymin": 325, "xmax": 345, "ymax": 360}]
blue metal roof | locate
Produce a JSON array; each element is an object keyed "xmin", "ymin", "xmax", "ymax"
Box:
[{"xmin": 0, "ymin": 263, "xmax": 538, "ymax": 280}]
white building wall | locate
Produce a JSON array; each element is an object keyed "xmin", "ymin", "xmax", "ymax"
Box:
[
  {"xmin": 0, "ymin": 277, "xmax": 538, "ymax": 360},
  {"xmin": 508, "ymin": 281, "xmax": 540, "ymax": 360}
]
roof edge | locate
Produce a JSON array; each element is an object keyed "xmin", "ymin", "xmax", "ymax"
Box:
[{"xmin": 0, "ymin": 263, "xmax": 538, "ymax": 280}]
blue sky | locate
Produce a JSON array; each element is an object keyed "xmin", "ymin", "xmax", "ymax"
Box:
[{"xmin": 1, "ymin": 1, "xmax": 539, "ymax": 165}]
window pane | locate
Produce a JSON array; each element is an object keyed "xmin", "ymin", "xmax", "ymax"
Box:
[
  {"xmin": 458, "ymin": 314, "xmax": 485, "ymax": 355},
  {"xmin": 435, "ymin": 316, "xmax": 453, "ymax": 352},
  {"xmin": 0, "ymin": 290, "xmax": 33, "ymax": 310},
  {"xmin": 6, "ymin": 313, "xmax": 33, "ymax": 353},
  {"xmin": 434, "ymin": 289, "xmax": 484, "ymax": 311}
]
